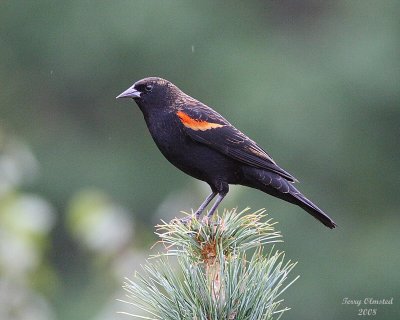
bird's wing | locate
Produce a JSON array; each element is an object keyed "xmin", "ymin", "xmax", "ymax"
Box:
[{"xmin": 176, "ymin": 105, "xmax": 298, "ymax": 182}]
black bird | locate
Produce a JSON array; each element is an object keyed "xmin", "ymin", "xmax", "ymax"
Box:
[{"xmin": 116, "ymin": 77, "xmax": 336, "ymax": 228}]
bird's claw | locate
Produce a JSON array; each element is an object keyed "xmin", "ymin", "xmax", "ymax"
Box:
[
  {"xmin": 179, "ymin": 214, "xmax": 197, "ymax": 225},
  {"xmin": 201, "ymin": 215, "xmax": 210, "ymax": 224}
]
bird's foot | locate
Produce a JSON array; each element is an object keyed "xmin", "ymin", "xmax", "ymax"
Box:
[
  {"xmin": 178, "ymin": 214, "xmax": 198, "ymax": 225},
  {"xmin": 201, "ymin": 214, "xmax": 221, "ymax": 225},
  {"xmin": 201, "ymin": 215, "xmax": 210, "ymax": 224},
  {"xmin": 175, "ymin": 211, "xmax": 221, "ymax": 226}
]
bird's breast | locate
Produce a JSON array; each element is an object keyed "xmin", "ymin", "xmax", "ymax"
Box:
[{"xmin": 144, "ymin": 112, "xmax": 187, "ymax": 158}]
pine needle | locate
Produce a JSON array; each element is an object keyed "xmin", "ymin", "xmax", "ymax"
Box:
[{"xmin": 120, "ymin": 208, "xmax": 298, "ymax": 319}]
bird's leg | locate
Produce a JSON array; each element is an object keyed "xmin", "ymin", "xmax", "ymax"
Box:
[
  {"xmin": 180, "ymin": 191, "xmax": 217, "ymax": 224},
  {"xmin": 194, "ymin": 191, "xmax": 218, "ymax": 218},
  {"xmin": 206, "ymin": 192, "xmax": 227, "ymax": 218}
]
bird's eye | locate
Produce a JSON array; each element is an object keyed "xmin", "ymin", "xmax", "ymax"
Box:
[{"xmin": 145, "ymin": 84, "xmax": 153, "ymax": 92}]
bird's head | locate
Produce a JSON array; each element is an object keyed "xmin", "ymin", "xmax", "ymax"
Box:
[{"xmin": 116, "ymin": 77, "xmax": 181, "ymax": 112}]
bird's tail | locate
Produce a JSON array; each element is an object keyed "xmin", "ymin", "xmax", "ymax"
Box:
[
  {"xmin": 242, "ymin": 167, "xmax": 337, "ymax": 229},
  {"xmin": 289, "ymin": 185, "xmax": 337, "ymax": 229}
]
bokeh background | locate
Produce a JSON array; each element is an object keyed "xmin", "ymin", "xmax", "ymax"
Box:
[{"xmin": 1, "ymin": 1, "xmax": 399, "ymax": 319}]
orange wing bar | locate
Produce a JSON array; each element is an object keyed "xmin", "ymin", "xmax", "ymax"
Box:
[{"xmin": 177, "ymin": 111, "xmax": 225, "ymax": 131}]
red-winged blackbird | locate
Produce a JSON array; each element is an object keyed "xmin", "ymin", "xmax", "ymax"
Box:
[{"xmin": 116, "ymin": 77, "xmax": 336, "ymax": 228}]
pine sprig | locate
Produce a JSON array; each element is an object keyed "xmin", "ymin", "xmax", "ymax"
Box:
[
  {"xmin": 120, "ymin": 208, "xmax": 298, "ymax": 320},
  {"xmin": 154, "ymin": 208, "xmax": 282, "ymax": 260}
]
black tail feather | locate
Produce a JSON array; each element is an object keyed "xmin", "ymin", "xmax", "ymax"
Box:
[
  {"xmin": 242, "ymin": 167, "xmax": 337, "ymax": 229},
  {"xmin": 290, "ymin": 187, "xmax": 337, "ymax": 229}
]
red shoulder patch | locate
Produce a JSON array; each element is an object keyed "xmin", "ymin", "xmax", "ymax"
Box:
[{"xmin": 177, "ymin": 111, "xmax": 225, "ymax": 131}]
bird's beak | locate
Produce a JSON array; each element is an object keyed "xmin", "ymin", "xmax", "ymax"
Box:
[{"xmin": 116, "ymin": 87, "xmax": 141, "ymax": 99}]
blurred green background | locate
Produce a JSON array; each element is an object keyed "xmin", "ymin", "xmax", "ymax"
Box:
[{"xmin": 1, "ymin": 1, "xmax": 399, "ymax": 319}]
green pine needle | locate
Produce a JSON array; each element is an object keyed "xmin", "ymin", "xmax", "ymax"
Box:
[{"xmin": 120, "ymin": 208, "xmax": 298, "ymax": 320}]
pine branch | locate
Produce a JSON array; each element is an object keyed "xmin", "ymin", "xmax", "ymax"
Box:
[{"xmin": 120, "ymin": 208, "xmax": 299, "ymax": 320}]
